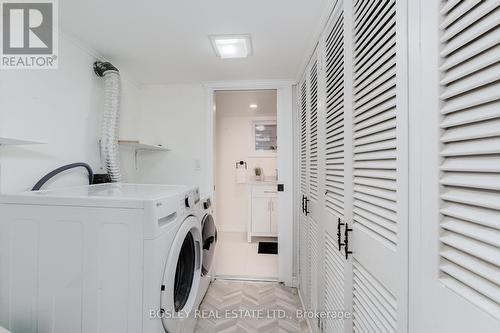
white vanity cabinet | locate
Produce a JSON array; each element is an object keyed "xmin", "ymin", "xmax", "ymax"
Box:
[{"xmin": 248, "ymin": 184, "xmax": 277, "ymax": 241}]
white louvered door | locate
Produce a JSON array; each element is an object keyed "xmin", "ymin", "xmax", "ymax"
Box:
[
  {"xmin": 417, "ymin": 0, "xmax": 500, "ymax": 331},
  {"xmin": 299, "ymin": 76, "xmax": 312, "ymax": 312},
  {"xmin": 299, "ymin": 0, "xmax": 410, "ymax": 331},
  {"xmin": 299, "ymin": 51, "xmax": 323, "ymax": 325},
  {"xmin": 299, "ymin": 50, "xmax": 324, "ymax": 328},
  {"xmin": 318, "ymin": 1, "xmax": 353, "ymax": 332},
  {"xmin": 350, "ymin": 0, "xmax": 409, "ymax": 332},
  {"xmin": 307, "ymin": 52, "xmax": 322, "ymax": 318}
]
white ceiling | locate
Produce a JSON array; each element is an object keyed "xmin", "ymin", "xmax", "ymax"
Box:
[
  {"xmin": 215, "ymin": 90, "xmax": 277, "ymax": 117},
  {"xmin": 60, "ymin": 0, "xmax": 327, "ymax": 85}
]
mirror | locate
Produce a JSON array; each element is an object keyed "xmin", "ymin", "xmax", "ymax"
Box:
[{"xmin": 254, "ymin": 122, "xmax": 277, "ymax": 152}]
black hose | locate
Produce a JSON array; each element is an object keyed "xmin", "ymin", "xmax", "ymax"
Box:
[{"xmin": 31, "ymin": 163, "xmax": 94, "ymax": 191}]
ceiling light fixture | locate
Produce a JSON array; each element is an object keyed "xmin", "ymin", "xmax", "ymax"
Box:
[
  {"xmin": 210, "ymin": 34, "xmax": 252, "ymax": 59},
  {"xmin": 249, "ymin": 104, "xmax": 258, "ymax": 109}
]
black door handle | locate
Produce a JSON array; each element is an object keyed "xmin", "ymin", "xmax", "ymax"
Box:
[
  {"xmin": 304, "ymin": 197, "xmax": 310, "ymax": 216},
  {"xmin": 344, "ymin": 222, "xmax": 353, "ymax": 260},
  {"xmin": 337, "ymin": 218, "xmax": 345, "ymax": 251}
]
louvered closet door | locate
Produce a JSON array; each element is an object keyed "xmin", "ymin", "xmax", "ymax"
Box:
[
  {"xmin": 351, "ymin": 0, "xmax": 408, "ymax": 332},
  {"xmin": 299, "ymin": 76, "xmax": 312, "ymax": 311},
  {"xmin": 418, "ymin": 1, "xmax": 500, "ymax": 331},
  {"xmin": 319, "ymin": 2, "xmax": 353, "ymax": 332},
  {"xmin": 307, "ymin": 53, "xmax": 322, "ymax": 315}
]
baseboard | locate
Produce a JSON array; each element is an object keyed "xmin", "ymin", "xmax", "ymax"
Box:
[{"xmin": 215, "ymin": 275, "xmax": 278, "ymax": 283}]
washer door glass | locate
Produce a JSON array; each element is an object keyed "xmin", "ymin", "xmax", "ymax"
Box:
[
  {"xmin": 174, "ymin": 231, "xmax": 195, "ymax": 311},
  {"xmin": 160, "ymin": 216, "xmax": 201, "ymax": 333},
  {"xmin": 201, "ymin": 214, "xmax": 217, "ymax": 276}
]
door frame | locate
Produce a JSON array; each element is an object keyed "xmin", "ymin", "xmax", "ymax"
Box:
[{"xmin": 204, "ymin": 80, "xmax": 295, "ymax": 286}]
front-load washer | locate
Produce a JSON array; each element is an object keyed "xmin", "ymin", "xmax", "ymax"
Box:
[
  {"xmin": 0, "ymin": 183, "xmax": 202, "ymax": 333},
  {"xmin": 193, "ymin": 197, "xmax": 217, "ymax": 308}
]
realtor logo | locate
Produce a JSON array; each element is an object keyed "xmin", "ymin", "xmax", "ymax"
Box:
[{"xmin": 1, "ymin": 0, "xmax": 58, "ymax": 69}]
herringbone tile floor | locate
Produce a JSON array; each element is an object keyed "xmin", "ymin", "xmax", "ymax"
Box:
[{"xmin": 195, "ymin": 280, "xmax": 309, "ymax": 333}]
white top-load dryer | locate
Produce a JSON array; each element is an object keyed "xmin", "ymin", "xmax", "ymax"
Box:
[{"xmin": 0, "ymin": 183, "xmax": 202, "ymax": 333}]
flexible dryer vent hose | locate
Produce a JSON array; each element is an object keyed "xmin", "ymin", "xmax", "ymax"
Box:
[{"xmin": 94, "ymin": 61, "xmax": 121, "ymax": 182}]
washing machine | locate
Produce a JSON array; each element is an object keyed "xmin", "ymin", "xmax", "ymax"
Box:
[
  {"xmin": 194, "ymin": 197, "xmax": 217, "ymax": 307},
  {"xmin": 0, "ymin": 183, "xmax": 202, "ymax": 333}
]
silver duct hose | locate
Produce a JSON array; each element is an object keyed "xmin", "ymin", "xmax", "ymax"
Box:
[{"xmin": 94, "ymin": 61, "xmax": 122, "ymax": 182}]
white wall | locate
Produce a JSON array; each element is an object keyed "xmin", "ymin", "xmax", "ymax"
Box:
[
  {"xmin": 214, "ymin": 89, "xmax": 277, "ymax": 233},
  {"xmin": 123, "ymin": 85, "xmax": 278, "ymax": 233},
  {"xmin": 130, "ymin": 84, "xmax": 210, "ymax": 193},
  {"xmin": 215, "ymin": 115, "xmax": 277, "ymax": 232},
  {"xmin": 0, "ymin": 34, "xmax": 139, "ymax": 193}
]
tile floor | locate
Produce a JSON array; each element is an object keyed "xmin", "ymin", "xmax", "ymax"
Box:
[
  {"xmin": 214, "ymin": 232, "xmax": 278, "ymax": 280},
  {"xmin": 195, "ymin": 280, "xmax": 309, "ymax": 333}
]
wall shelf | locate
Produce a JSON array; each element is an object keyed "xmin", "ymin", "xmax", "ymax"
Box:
[
  {"xmin": 117, "ymin": 140, "xmax": 170, "ymax": 170},
  {"xmin": 118, "ymin": 140, "xmax": 170, "ymax": 151},
  {"xmin": 0, "ymin": 137, "xmax": 45, "ymax": 146}
]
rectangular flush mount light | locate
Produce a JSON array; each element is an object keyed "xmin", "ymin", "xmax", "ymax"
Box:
[{"xmin": 210, "ymin": 34, "xmax": 252, "ymax": 59}]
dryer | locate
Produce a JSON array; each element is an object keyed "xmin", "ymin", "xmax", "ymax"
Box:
[
  {"xmin": 193, "ymin": 197, "xmax": 217, "ymax": 308},
  {"xmin": 0, "ymin": 183, "xmax": 202, "ymax": 333}
]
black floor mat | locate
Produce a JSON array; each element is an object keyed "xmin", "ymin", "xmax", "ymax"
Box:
[{"xmin": 258, "ymin": 242, "xmax": 278, "ymax": 255}]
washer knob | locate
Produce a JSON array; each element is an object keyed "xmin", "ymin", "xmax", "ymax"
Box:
[
  {"xmin": 203, "ymin": 198, "xmax": 212, "ymax": 210},
  {"xmin": 185, "ymin": 195, "xmax": 194, "ymax": 208}
]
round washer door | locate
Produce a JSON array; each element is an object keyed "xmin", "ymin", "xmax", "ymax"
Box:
[
  {"xmin": 201, "ymin": 214, "xmax": 217, "ymax": 276},
  {"xmin": 160, "ymin": 216, "xmax": 201, "ymax": 333}
]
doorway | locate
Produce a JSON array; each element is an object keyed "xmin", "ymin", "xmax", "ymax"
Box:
[
  {"xmin": 205, "ymin": 81, "xmax": 294, "ymax": 286},
  {"xmin": 214, "ymin": 90, "xmax": 278, "ymax": 280}
]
